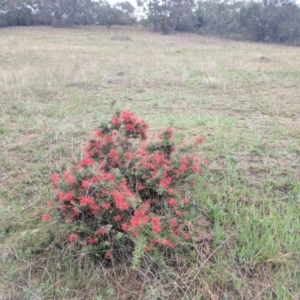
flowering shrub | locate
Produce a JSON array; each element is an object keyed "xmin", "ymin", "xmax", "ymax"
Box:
[{"xmin": 44, "ymin": 110, "xmax": 204, "ymax": 263}]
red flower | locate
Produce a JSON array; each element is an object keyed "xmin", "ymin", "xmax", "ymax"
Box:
[
  {"xmin": 105, "ymin": 250, "xmax": 113, "ymax": 259},
  {"xmin": 137, "ymin": 208, "xmax": 150, "ymax": 222},
  {"xmin": 102, "ymin": 172, "xmax": 115, "ymax": 182},
  {"xmin": 160, "ymin": 177, "xmax": 172, "ymax": 188},
  {"xmin": 94, "ymin": 129, "xmax": 103, "ymax": 137},
  {"xmin": 84, "ymin": 150, "xmax": 93, "ymax": 157},
  {"xmin": 101, "ymin": 202, "xmax": 111, "ymax": 210},
  {"xmin": 157, "ymin": 237, "xmax": 175, "ymax": 248},
  {"xmin": 184, "ymin": 233, "xmax": 191, "ymax": 240},
  {"xmin": 90, "ymin": 204, "xmax": 99, "ymax": 215},
  {"xmin": 80, "ymin": 196, "xmax": 95, "ymax": 206},
  {"xmin": 183, "ymin": 196, "xmax": 189, "ymax": 203},
  {"xmin": 137, "ymin": 181, "xmax": 144, "ymax": 190},
  {"xmin": 192, "ymin": 165, "xmax": 200, "ymax": 173},
  {"xmin": 51, "ymin": 173, "xmax": 59, "ymax": 186},
  {"xmin": 72, "ymin": 207, "xmax": 80, "ymax": 217},
  {"xmin": 119, "ymin": 110, "xmax": 148, "ymax": 139},
  {"xmin": 60, "ymin": 205, "xmax": 66, "ymax": 211},
  {"xmin": 112, "ymin": 116, "xmax": 120, "ymax": 126},
  {"xmin": 82, "ymin": 179, "xmax": 90, "ymax": 188},
  {"xmin": 87, "ymin": 237, "xmax": 98, "ymax": 244},
  {"xmin": 134, "ymin": 208, "xmax": 146, "ymax": 218},
  {"xmin": 169, "ymin": 218, "xmax": 178, "ymax": 229},
  {"xmin": 141, "ymin": 215, "xmax": 150, "ymax": 223},
  {"xmin": 42, "ymin": 214, "xmax": 52, "ymax": 221},
  {"xmin": 120, "ymin": 110, "xmax": 137, "ymax": 122},
  {"xmin": 174, "ymin": 210, "xmax": 185, "ymax": 217},
  {"xmin": 112, "ymin": 130, "xmax": 119, "ymax": 136},
  {"xmin": 99, "ymin": 161, "xmax": 107, "ymax": 168},
  {"xmin": 64, "ymin": 192, "xmax": 74, "ymax": 201},
  {"xmin": 57, "ymin": 191, "xmax": 74, "ymax": 202},
  {"xmin": 145, "ymin": 243, "xmax": 154, "ymax": 252},
  {"xmin": 168, "ymin": 198, "xmax": 178, "ymax": 206},
  {"xmin": 63, "ymin": 171, "xmax": 76, "ymax": 184},
  {"xmin": 152, "ymin": 216, "xmax": 161, "ymax": 233},
  {"xmin": 111, "ymin": 190, "xmax": 129, "ymax": 211},
  {"xmin": 125, "ymin": 123, "xmax": 135, "ymax": 132},
  {"xmin": 125, "ymin": 152, "xmax": 133, "ymax": 160},
  {"xmin": 166, "ymin": 127, "xmax": 174, "ymax": 138},
  {"xmin": 121, "ymin": 222, "xmax": 129, "ymax": 231},
  {"xmin": 95, "ymin": 228, "xmax": 105, "ymax": 235},
  {"xmin": 194, "ymin": 136, "xmax": 204, "ymax": 146},
  {"xmin": 69, "ymin": 233, "xmax": 79, "ymax": 243},
  {"xmin": 153, "ymin": 153, "xmax": 167, "ymax": 167},
  {"xmin": 130, "ymin": 210, "xmax": 149, "ymax": 227},
  {"xmin": 114, "ymin": 215, "xmax": 122, "ymax": 221},
  {"xmin": 79, "ymin": 157, "xmax": 94, "ymax": 167},
  {"xmin": 130, "ymin": 216, "xmax": 141, "ymax": 227},
  {"xmin": 178, "ymin": 155, "xmax": 189, "ymax": 173},
  {"xmin": 108, "ymin": 149, "xmax": 118, "ymax": 158},
  {"xmin": 144, "ymin": 200, "xmax": 151, "ymax": 208},
  {"xmin": 167, "ymin": 188, "xmax": 174, "ymax": 195}
]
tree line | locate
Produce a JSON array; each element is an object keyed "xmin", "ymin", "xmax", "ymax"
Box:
[
  {"xmin": 0, "ymin": 0, "xmax": 135, "ymax": 27},
  {"xmin": 140, "ymin": 0, "xmax": 300, "ymax": 45},
  {"xmin": 1, "ymin": 0, "xmax": 300, "ymax": 45}
]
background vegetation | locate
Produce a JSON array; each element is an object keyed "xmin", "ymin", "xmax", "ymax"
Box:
[
  {"xmin": 1, "ymin": 0, "xmax": 300, "ymax": 45},
  {"xmin": 0, "ymin": 26, "xmax": 300, "ymax": 299}
]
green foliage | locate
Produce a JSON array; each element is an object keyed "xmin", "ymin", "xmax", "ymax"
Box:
[{"xmin": 132, "ymin": 234, "xmax": 147, "ymax": 268}]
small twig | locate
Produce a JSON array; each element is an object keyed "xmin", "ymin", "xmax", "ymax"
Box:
[
  {"xmin": 0, "ymin": 275, "xmax": 42, "ymax": 300},
  {"xmin": 52, "ymin": 251, "xmax": 59, "ymax": 300},
  {"xmin": 252, "ymin": 285, "xmax": 272, "ymax": 300},
  {"xmin": 182, "ymin": 236, "xmax": 230, "ymax": 299}
]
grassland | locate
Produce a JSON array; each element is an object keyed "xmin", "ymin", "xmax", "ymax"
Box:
[{"xmin": 0, "ymin": 25, "xmax": 300, "ymax": 300}]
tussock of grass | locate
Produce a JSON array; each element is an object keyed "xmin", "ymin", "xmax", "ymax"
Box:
[{"xmin": 0, "ymin": 26, "xmax": 300, "ymax": 299}]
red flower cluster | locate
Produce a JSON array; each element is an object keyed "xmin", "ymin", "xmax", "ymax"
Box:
[
  {"xmin": 152, "ymin": 216, "xmax": 161, "ymax": 233},
  {"xmin": 42, "ymin": 214, "xmax": 52, "ymax": 221},
  {"xmin": 130, "ymin": 208, "xmax": 150, "ymax": 227},
  {"xmin": 46, "ymin": 110, "xmax": 205, "ymax": 259}
]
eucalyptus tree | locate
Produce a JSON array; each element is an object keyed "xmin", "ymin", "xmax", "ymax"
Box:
[{"xmin": 137, "ymin": 0, "xmax": 164, "ymax": 31}]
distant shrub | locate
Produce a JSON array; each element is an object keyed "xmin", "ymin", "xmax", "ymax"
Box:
[
  {"xmin": 228, "ymin": 33, "xmax": 245, "ymax": 41},
  {"xmin": 293, "ymin": 38, "xmax": 300, "ymax": 47},
  {"xmin": 44, "ymin": 110, "xmax": 204, "ymax": 266},
  {"xmin": 197, "ymin": 27, "xmax": 208, "ymax": 36},
  {"xmin": 160, "ymin": 16, "xmax": 171, "ymax": 35},
  {"xmin": 0, "ymin": 17, "xmax": 8, "ymax": 27},
  {"xmin": 51, "ymin": 18, "xmax": 61, "ymax": 28}
]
